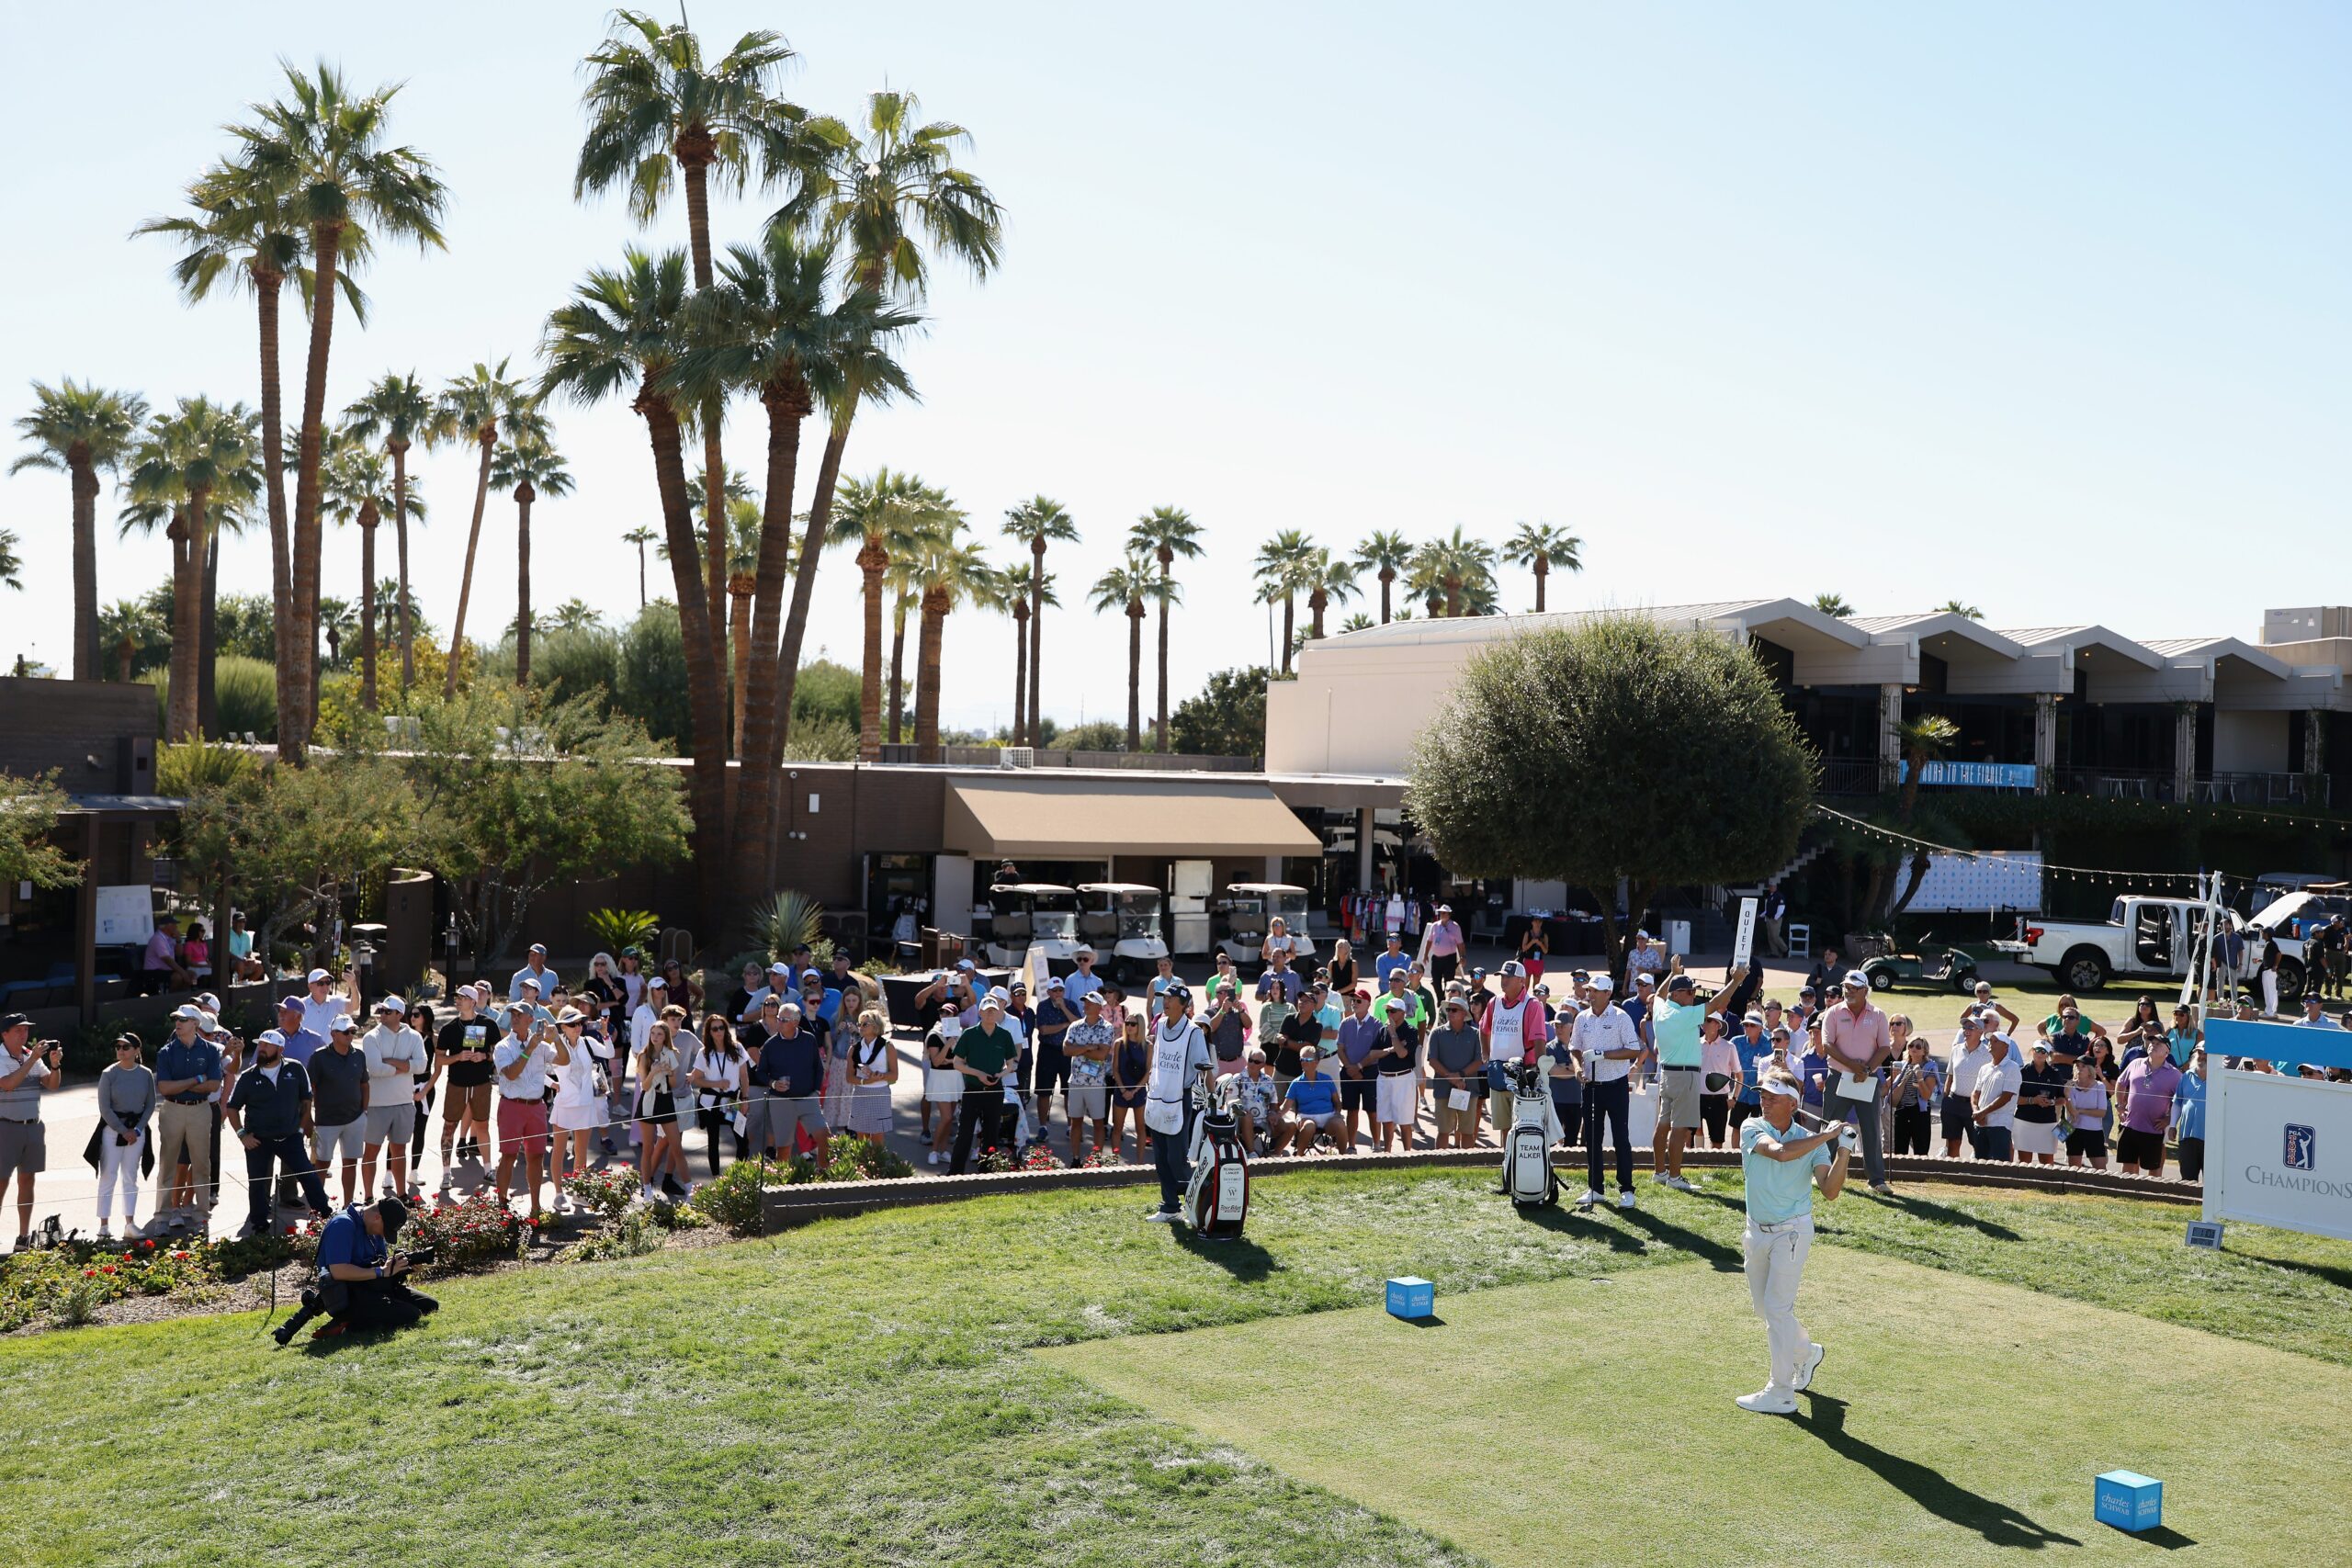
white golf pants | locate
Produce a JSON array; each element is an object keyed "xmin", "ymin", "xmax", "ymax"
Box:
[{"xmin": 1744, "ymin": 1213, "xmax": 1813, "ymax": 1393}]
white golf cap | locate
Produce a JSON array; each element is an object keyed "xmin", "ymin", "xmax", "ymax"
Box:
[
  {"xmin": 528, "ymin": 942, "xmax": 548, "ymax": 955},
  {"xmin": 1498, "ymin": 960, "xmax": 1527, "ymax": 978},
  {"xmin": 518, "ymin": 976, "xmax": 541, "ymax": 992},
  {"xmin": 171, "ymin": 1002, "xmax": 203, "ymax": 1021},
  {"xmin": 1634, "ymin": 972, "xmax": 1657, "ymax": 987},
  {"xmin": 647, "ymin": 976, "xmax": 667, "ymax": 989},
  {"xmin": 377, "ymin": 995, "xmax": 405, "ymax": 1013},
  {"xmin": 1587, "ymin": 976, "xmax": 1614, "ymax": 993},
  {"xmin": 556, "ymin": 1006, "xmax": 587, "ymax": 1025},
  {"xmin": 255, "ymin": 1029, "xmax": 287, "ymax": 1047},
  {"xmin": 196, "ymin": 1011, "xmax": 220, "ymax": 1032},
  {"xmin": 768, "ymin": 962, "xmax": 790, "ymax": 976},
  {"xmin": 306, "ymin": 968, "xmax": 333, "ymax": 985},
  {"xmin": 1843, "ymin": 970, "xmax": 1870, "ymax": 988},
  {"xmin": 1380, "ymin": 997, "xmax": 1406, "ymax": 1014},
  {"xmin": 331, "ymin": 1014, "xmax": 357, "ymax": 1033}
]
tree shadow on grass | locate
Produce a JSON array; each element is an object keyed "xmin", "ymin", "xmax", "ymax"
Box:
[
  {"xmin": 1612, "ymin": 1206, "xmax": 1744, "ymax": 1272},
  {"xmin": 2234, "ymin": 1248, "xmax": 2352, "ymax": 1294},
  {"xmin": 1885, "ymin": 1191, "xmax": 2022, "ymax": 1242},
  {"xmin": 1171, "ymin": 1226, "xmax": 1279, "ymax": 1281},
  {"xmin": 1516, "ymin": 1203, "xmax": 1657, "ymax": 1259},
  {"xmin": 1793, "ymin": 1394, "xmax": 2083, "ymax": 1551}
]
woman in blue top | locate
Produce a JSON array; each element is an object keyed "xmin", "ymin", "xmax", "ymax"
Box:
[
  {"xmin": 2164, "ymin": 1005, "xmax": 2201, "ymax": 1069},
  {"xmin": 1799, "ymin": 1021, "xmax": 1829, "ymax": 1111},
  {"xmin": 2170, "ymin": 1048, "xmax": 2209, "ymax": 1183}
]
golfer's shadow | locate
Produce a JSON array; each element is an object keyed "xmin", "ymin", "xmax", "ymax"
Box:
[{"xmin": 1795, "ymin": 1394, "xmax": 2087, "ymax": 1551}]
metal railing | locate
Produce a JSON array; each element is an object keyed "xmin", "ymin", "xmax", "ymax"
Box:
[
  {"xmin": 874, "ymin": 744, "xmax": 1260, "ymax": 772},
  {"xmin": 2049, "ymin": 767, "xmax": 2328, "ymax": 807}
]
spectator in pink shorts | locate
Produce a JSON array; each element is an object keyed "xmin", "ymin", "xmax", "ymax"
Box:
[{"xmin": 2114, "ymin": 1048, "xmax": 2183, "ymax": 1178}]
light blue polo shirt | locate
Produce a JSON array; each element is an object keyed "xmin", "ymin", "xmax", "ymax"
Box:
[
  {"xmin": 1653, "ymin": 997, "xmax": 1706, "ymax": 1068},
  {"xmin": 1741, "ymin": 1113, "xmax": 1833, "ymax": 1225}
]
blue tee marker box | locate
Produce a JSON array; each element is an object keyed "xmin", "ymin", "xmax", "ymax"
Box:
[
  {"xmin": 1385, "ymin": 1276, "xmax": 1434, "ymax": 1319},
  {"xmin": 2095, "ymin": 1471, "xmax": 2163, "ymax": 1532}
]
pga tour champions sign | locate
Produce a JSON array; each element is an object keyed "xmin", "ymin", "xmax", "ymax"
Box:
[{"xmin": 2203, "ymin": 1021, "xmax": 2352, "ymax": 1245}]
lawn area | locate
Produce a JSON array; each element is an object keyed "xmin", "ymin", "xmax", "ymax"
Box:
[
  {"xmin": 2, "ymin": 1168, "xmax": 2347, "ymax": 1566},
  {"xmin": 1046, "ymin": 1251, "xmax": 2342, "ymax": 1565}
]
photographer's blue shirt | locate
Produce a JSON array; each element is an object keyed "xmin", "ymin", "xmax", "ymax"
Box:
[{"xmin": 315, "ymin": 1203, "xmax": 387, "ymax": 1283}]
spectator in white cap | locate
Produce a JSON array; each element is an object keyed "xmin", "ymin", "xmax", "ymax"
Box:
[
  {"xmin": 1970, "ymin": 1031, "xmax": 2024, "ymax": 1162},
  {"xmin": 738, "ymin": 961, "xmax": 794, "ymax": 1025},
  {"xmin": 1736, "ymin": 1066, "xmax": 1850, "ymax": 1414},
  {"xmin": 509, "ymin": 942, "xmax": 555, "ymax": 1003},
  {"xmin": 152, "ymin": 1003, "xmax": 223, "ymax": 1233},
  {"xmin": 1417, "ymin": 902, "xmax": 1464, "ymax": 986},
  {"xmin": 1063, "ymin": 946, "xmax": 1103, "ymax": 1010},
  {"xmin": 1623, "ymin": 929, "xmax": 1668, "ymax": 996},
  {"xmin": 1819, "ymin": 969, "xmax": 1894, "ymax": 1195},
  {"xmin": 1372, "ymin": 994, "xmax": 1421, "ymax": 1152},
  {"xmin": 1032, "ymin": 973, "xmax": 1080, "ymax": 1138},
  {"xmin": 224, "ymin": 1027, "xmax": 333, "ymax": 1236},
  {"xmin": 492, "ymin": 1002, "xmax": 557, "ymax": 1221},
  {"xmin": 1569, "ymin": 975, "xmax": 1643, "ymax": 1210},
  {"xmin": 359, "ymin": 996, "xmax": 424, "ymax": 1202},
  {"xmin": 632, "ymin": 975, "xmax": 668, "ymax": 1054},
  {"xmin": 547, "ymin": 1006, "xmax": 607, "ymax": 1204},
  {"xmin": 307, "ymin": 1012, "xmax": 369, "ymax": 1208},
  {"xmin": 1062, "ymin": 990, "xmax": 1116, "ymax": 1165},
  {"xmin": 297, "ymin": 964, "xmax": 353, "ymax": 1045}
]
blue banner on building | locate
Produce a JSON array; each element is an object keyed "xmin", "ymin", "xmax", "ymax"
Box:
[{"xmin": 1901, "ymin": 760, "xmax": 2037, "ymax": 789}]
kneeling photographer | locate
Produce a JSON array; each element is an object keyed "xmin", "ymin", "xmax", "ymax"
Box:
[{"xmin": 272, "ymin": 1196, "xmax": 438, "ymax": 1345}]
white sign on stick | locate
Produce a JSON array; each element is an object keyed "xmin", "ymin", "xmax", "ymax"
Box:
[{"xmin": 1731, "ymin": 897, "xmax": 1758, "ymax": 972}]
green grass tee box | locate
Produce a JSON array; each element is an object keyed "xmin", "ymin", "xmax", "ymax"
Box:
[{"xmin": 1042, "ymin": 1248, "xmax": 2347, "ymax": 1568}]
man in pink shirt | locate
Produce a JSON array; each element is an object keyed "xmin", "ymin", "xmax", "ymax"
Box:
[
  {"xmin": 1419, "ymin": 904, "xmax": 1466, "ymax": 987},
  {"xmin": 1820, "ymin": 971, "xmax": 1894, "ymax": 1194},
  {"xmin": 2115, "ymin": 1051, "xmax": 2183, "ymax": 1178}
]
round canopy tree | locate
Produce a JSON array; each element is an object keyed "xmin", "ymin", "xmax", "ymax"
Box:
[{"xmin": 1406, "ymin": 616, "xmax": 1815, "ymax": 969}]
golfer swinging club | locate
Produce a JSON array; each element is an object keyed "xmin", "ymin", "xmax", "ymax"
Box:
[{"xmin": 1736, "ymin": 1066, "xmax": 1850, "ymax": 1415}]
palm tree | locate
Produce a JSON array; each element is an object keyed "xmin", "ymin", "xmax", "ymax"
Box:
[
  {"xmin": 1128, "ymin": 506, "xmax": 1203, "ymax": 750},
  {"xmin": 1338, "ymin": 611, "xmax": 1374, "ymax": 634},
  {"xmin": 539, "ymin": 245, "xmax": 733, "ymax": 903},
  {"xmin": 669, "ymin": 227, "xmax": 914, "ymax": 901},
  {"xmin": 621, "ymin": 525, "xmax": 659, "ymax": 607},
  {"xmin": 432, "ymin": 362, "xmax": 542, "ymax": 696},
  {"xmin": 578, "ymin": 12, "xmax": 812, "ymax": 713},
  {"xmin": 487, "ymin": 436, "xmax": 574, "ymax": 689},
  {"xmin": 124, "ymin": 399, "xmax": 256, "ymax": 739},
  {"xmin": 232, "ymin": 62, "xmax": 447, "ymax": 757},
  {"xmin": 342, "ymin": 372, "xmax": 434, "ymax": 685},
  {"xmin": 1001, "ymin": 569, "xmax": 1061, "ymax": 743},
  {"xmin": 1813, "ymin": 592, "xmax": 1854, "ymax": 618},
  {"xmin": 1412, "ymin": 526, "xmax": 1498, "ymax": 617},
  {"xmin": 321, "ymin": 433, "xmax": 422, "ymax": 710},
  {"xmin": 910, "ymin": 521, "xmax": 987, "ymax": 762},
  {"xmin": 828, "ymin": 468, "xmax": 951, "ymax": 756},
  {"xmin": 1503, "ymin": 520, "xmax": 1580, "ymax": 613},
  {"xmin": 10, "ymin": 379, "xmax": 146, "ymax": 678},
  {"xmin": 549, "ymin": 599, "xmax": 605, "ymax": 633},
  {"xmin": 1001, "ymin": 497, "xmax": 1076, "ymax": 746},
  {"xmin": 1304, "ymin": 549, "xmax": 1360, "ymax": 639},
  {"xmin": 1935, "ymin": 599, "xmax": 1984, "ymax": 620},
  {"xmin": 0, "ymin": 529, "xmax": 19, "ymax": 592},
  {"xmin": 1252, "ymin": 528, "xmax": 1316, "ymax": 672},
  {"xmin": 1090, "ymin": 557, "xmax": 1154, "ymax": 753},
  {"xmin": 99, "ymin": 598, "xmax": 168, "ymax": 682},
  {"xmin": 1351, "ymin": 529, "xmax": 1413, "ymax": 626}
]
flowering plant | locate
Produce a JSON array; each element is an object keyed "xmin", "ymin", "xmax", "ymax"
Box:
[
  {"xmin": 404, "ymin": 1192, "xmax": 528, "ymax": 1270},
  {"xmin": 561, "ymin": 1168, "xmax": 641, "ymax": 1219}
]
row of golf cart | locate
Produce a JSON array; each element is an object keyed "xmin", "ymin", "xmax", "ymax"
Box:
[{"xmin": 974, "ymin": 882, "xmax": 1317, "ymax": 977}]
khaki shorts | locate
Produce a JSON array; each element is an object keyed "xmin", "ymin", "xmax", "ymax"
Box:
[
  {"xmin": 1434, "ymin": 1096, "xmax": 1481, "ymax": 1141},
  {"xmin": 443, "ymin": 1081, "xmax": 493, "ymax": 1124},
  {"xmin": 0, "ymin": 1119, "xmax": 46, "ymax": 1181},
  {"xmin": 1067, "ymin": 1084, "xmax": 1109, "ymax": 1121},
  {"xmin": 1658, "ymin": 1068, "xmax": 1704, "ymax": 1131}
]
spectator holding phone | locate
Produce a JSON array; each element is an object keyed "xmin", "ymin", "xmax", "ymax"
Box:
[{"xmin": 1, "ymin": 1013, "xmax": 64, "ymax": 1247}]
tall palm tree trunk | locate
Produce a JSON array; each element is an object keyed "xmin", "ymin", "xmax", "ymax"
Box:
[
  {"xmin": 637, "ymin": 389, "xmax": 732, "ymax": 924},
  {"xmin": 390, "ymin": 439, "xmax": 413, "ymax": 689},
  {"xmin": 766, "ymin": 414, "xmax": 852, "ymax": 765},
  {"xmin": 1027, "ymin": 536, "xmax": 1045, "ymax": 745},
  {"xmin": 198, "ymin": 531, "xmax": 220, "ymax": 737},
  {"xmin": 1124, "ymin": 604, "xmax": 1144, "ymax": 752},
  {"xmin": 286, "ymin": 224, "xmax": 344, "ymax": 761},
  {"xmin": 1378, "ymin": 570, "xmax": 1393, "ymax": 625},
  {"xmin": 635, "ymin": 539, "xmax": 649, "ymax": 609},
  {"xmin": 888, "ymin": 592, "xmax": 911, "ymax": 745},
  {"xmin": 1280, "ymin": 595, "xmax": 1295, "ymax": 673},
  {"xmin": 1309, "ymin": 587, "xmax": 1327, "ymax": 641},
  {"xmin": 443, "ymin": 426, "xmax": 497, "ymax": 698},
  {"xmin": 1154, "ymin": 554, "xmax": 1173, "ymax": 750},
  {"xmin": 513, "ymin": 483, "xmax": 534, "ymax": 688},
  {"xmin": 914, "ymin": 590, "xmax": 948, "ymax": 762},
  {"xmin": 70, "ymin": 456, "xmax": 98, "ymax": 681},
  {"xmin": 1011, "ymin": 601, "xmax": 1029, "ymax": 743},
  {"xmin": 731, "ymin": 377, "xmax": 812, "ymax": 922},
  {"xmin": 857, "ymin": 536, "xmax": 888, "ymax": 761},
  {"xmin": 729, "ymin": 577, "xmax": 753, "ymax": 751},
  {"xmin": 1532, "ymin": 556, "xmax": 1548, "ymax": 614},
  {"xmin": 169, "ymin": 501, "xmax": 206, "ymax": 742},
  {"xmin": 254, "ymin": 268, "xmax": 293, "ymax": 729},
  {"xmin": 358, "ymin": 503, "xmax": 379, "ymax": 709},
  {"xmin": 677, "ymin": 146, "xmax": 730, "ymax": 748}
]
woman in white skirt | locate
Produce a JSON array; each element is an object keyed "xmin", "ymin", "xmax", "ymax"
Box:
[
  {"xmin": 922, "ymin": 1007, "xmax": 964, "ymax": 1166},
  {"xmin": 845, "ymin": 1009, "xmax": 898, "ymax": 1145},
  {"xmin": 548, "ymin": 1008, "xmax": 609, "ymax": 1208}
]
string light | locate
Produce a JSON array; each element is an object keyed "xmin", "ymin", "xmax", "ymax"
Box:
[{"xmin": 1806, "ymin": 803, "xmax": 2265, "ymax": 890}]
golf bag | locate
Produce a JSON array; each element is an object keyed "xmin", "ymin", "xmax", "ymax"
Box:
[
  {"xmin": 1498, "ymin": 1059, "xmax": 1559, "ymax": 1206},
  {"xmin": 1184, "ymin": 1073, "xmax": 1251, "ymax": 1238}
]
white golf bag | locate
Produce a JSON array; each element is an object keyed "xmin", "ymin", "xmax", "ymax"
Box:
[
  {"xmin": 1498, "ymin": 1059, "xmax": 1559, "ymax": 1206},
  {"xmin": 1185, "ymin": 1072, "xmax": 1251, "ymax": 1238}
]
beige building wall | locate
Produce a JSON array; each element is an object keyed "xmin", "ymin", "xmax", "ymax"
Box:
[{"xmin": 1264, "ymin": 631, "xmax": 1483, "ymax": 776}]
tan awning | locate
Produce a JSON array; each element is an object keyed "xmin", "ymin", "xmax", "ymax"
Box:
[{"xmin": 944, "ymin": 776, "xmax": 1321, "ymax": 859}]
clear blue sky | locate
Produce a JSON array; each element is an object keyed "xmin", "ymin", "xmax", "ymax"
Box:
[{"xmin": 5, "ymin": 3, "xmax": 2347, "ymax": 728}]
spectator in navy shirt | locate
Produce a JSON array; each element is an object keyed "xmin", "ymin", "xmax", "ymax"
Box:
[
  {"xmin": 224, "ymin": 1029, "xmax": 332, "ymax": 1235},
  {"xmin": 755, "ymin": 1004, "xmax": 830, "ymax": 1161}
]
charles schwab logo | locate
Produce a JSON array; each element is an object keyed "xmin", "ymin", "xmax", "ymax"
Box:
[{"xmin": 2245, "ymin": 1122, "xmax": 2351, "ymax": 1198}]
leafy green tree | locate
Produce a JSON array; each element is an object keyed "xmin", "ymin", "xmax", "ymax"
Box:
[
  {"xmin": 405, "ymin": 689, "xmax": 692, "ymax": 968},
  {"xmin": 234, "ymin": 62, "xmax": 447, "ymax": 758},
  {"xmin": 1408, "ymin": 525, "xmax": 1498, "ymax": 617},
  {"xmin": 1055, "ymin": 719, "xmax": 1126, "ymax": 753},
  {"xmin": 617, "ymin": 602, "xmax": 692, "ymax": 750},
  {"xmin": 322, "ymin": 431, "xmax": 424, "ymax": 710},
  {"xmin": 1407, "ymin": 617, "xmax": 1815, "ymax": 970},
  {"xmin": 0, "ymin": 772, "xmax": 84, "ymax": 891},
  {"xmin": 11, "ymin": 379, "xmax": 147, "ymax": 678},
  {"xmin": 100, "ymin": 596, "xmax": 171, "ymax": 680},
  {"xmin": 343, "ymin": 372, "xmax": 435, "ymax": 686},
  {"xmin": 1001, "ymin": 496, "xmax": 1077, "ymax": 745},
  {"xmin": 1170, "ymin": 667, "xmax": 1271, "ymax": 759}
]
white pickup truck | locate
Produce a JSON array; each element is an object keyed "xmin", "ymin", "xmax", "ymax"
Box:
[
  {"xmin": 2245, "ymin": 890, "xmax": 2350, "ymax": 1003},
  {"xmin": 1990, "ymin": 895, "xmax": 2247, "ymax": 994}
]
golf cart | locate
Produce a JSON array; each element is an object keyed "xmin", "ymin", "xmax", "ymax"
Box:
[
  {"xmin": 979, "ymin": 883, "xmax": 1082, "ymax": 971},
  {"xmin": 1860, "ymin": 932, "xmax": 1980, "ymax": 994},
  {"xmin": 1076, "ymin": 882, "xmax": 1168, "ymax": 981},
  {"xmin": 1216, "ymin": 883, "xmax": 1317, "ymax": 967}
]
